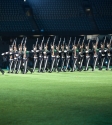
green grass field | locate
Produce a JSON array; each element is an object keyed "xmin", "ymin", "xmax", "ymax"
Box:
[{"xmin": 0, "ymin": 70, "xmax": 112, "ymax": 125}]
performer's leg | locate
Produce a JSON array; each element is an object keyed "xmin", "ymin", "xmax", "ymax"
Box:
[
  {"xmin": 12, "ymin": 59, "xmax": 18, "ymax": 73},
  {"xmin": 38, "ymin": 57, "xmax": 43, "ymax": 72},
  {"xmin": 106, "ymin": 57, "xmax": 111, "ymax": 70},
  {"xmin": 100, "ymin": 57, "xmax": 105, "ymax": 70},
  {"xmin": 25, "ymin": 59, "xmax": 28, "ymax": 74},
  {"xmin": 50, "ymin": 57, "xmax": 55, "ymax": 72},
  {"xmin": 86, "ymin": 57, "xmax": 90, "ymax": 71},
  {"xmin": 92, "ymin": 57, "xmax": 97, "ymax": 71},
  {"xmin": 61, "ymin": 58, "xmax": 65, "ymax": 71},
  {"xmin": 65, "ymin": 59, "xmax": 68, "ymax": 71},
  {"xmin": 96, "ymin": 56, "xmax": 100, "ymax": 70},
  {"xmin": 27, "ymin": 66, "xmax": 33, "ymax": 73},
  {"xmin": 23, "ymin": 59, "xmax": 27, "ymax": 74},
  {"xmin": 72, "ymin": 58, "xmax": 77, "ymax": 72},
  {"xmin": 71, "ymin": 58, "xmax": 75, "ymax": 72},
  {"xmin": 33, "ymin": 58, "xmax": 37, "ymax": 72},
  {"xmin": 20, "ymin": 64, "xmax": 24, "ymax": 73},
  {"xmin": 23, "ymin": 59, "xmax": 25, "ymax": 74},
  {"xmin": 54, "ymin": 58, "xmax": 57, "ymax": 72},
  {"xmin": 84, "ymin": 57, "xmax": 87, "ymax": 71},
  {"xmin": 54, "ymin": 57, "xmax": 60, "ymax": 72},
  {"xmin": 8, "ymin": 59, "xmax": 13, "ymax": 73},
  {"xmin": 55, "ymin": 57, "xmax": 60, "ymax": 72},
  {"xmin": 57, "ymin": 58, "xmax": 60, "ymax": 67},
  {"xmin": 43, "ymin": 57, "xmax": 48, "ymax": 72},
  {"xmin": 80, "ymin": 57, "xmax": 84, "ymax": 71},
  {"xmin": 85, "ymin": 57, "xmax": 90, "ymax": 71},
  {"xmin": 65, "ymin": 58, "xmax": 70, "ymax": 71},
  {"xmin": 16, "ymin": 59, "xmax": 22, "ymax": 73},
  {"xmin": 45, "ymin": 57, "xmax": 48, "ymax": 72},
  {"xmin": 76, "ymin": 56, "xmax": 80, "ymax": 71},
  {"xmin": 0, "ymin": 68, "xmax": 4, "ymax": 75},
  {"xmin": 54, "ymin": 57, "xmax": 58, "ymax": 72},
  {"xmin": 22, "ymin": 59, "xmax": 25, "ymax": 73}
]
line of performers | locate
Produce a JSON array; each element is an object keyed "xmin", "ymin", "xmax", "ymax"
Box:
[{"xmin": 1, "ymin": 36, "xmax": 112, "ymax": 74}]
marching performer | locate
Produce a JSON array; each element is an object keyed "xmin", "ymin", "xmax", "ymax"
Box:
[
  {"xmin": 11, "ymin": 39, "xmax": 18, "ymax": 73},
  {"xmin": 55, "ymin": 38, "xmax": 61, "ymax": 72},
  {"xmin": 106, "ymin": 37, "xmax": 112, "ymax": 70},
  {"xmin": 8, "ymin": 45, "xmax": 14, "ymax": 73},
  {"xmin": 78, "ymin": 38, "xmax": 84, "ymax": 71},
  {"xmin": 49, "ymin": 36, "xmax": 56, "ymax": 73},
  {"xmin": 1, "ymin": 40, "xmax": 15, "ymax": 73},
  {"xmin": 84, "ymin": 39, "xmax": 91, "ymax": 71},
  {"xmin": 71, "ymin": 38, "xmax": 79, "ymax": 72},
  {"xmin": 64, "ymin": 37, "xmax": 71, "ymax": 72},
  {"xmin": 92, "ymin": 37, "xmax": 99, "ymax": 71},
  {"xmin": 60, "ymin": 38, "xmax": 65, "ymax": 71},
  {"xmin": 16, "ymin": 38, "xmax": 24, "ymax": 74},
  {"xmin": 38, "ymin": 37, "xmax": 44, "ymax": 72},
  {"xmin": 43, "ymin": 37, "xmax": 50, "ymax": 72},
  {"xmin": 99, "ymin": 37, "xmax": 106, "ymax": 70},
  {"xmin": 22, "ymin": 37, "xmax": 33, "ymax": 74},
  {"xmin": 31, "ymin": 38, "xmax": 39, "ymax": 72}
]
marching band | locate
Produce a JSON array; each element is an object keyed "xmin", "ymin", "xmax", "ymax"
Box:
[{"xmin": 1, "ymin": 36, "xmax": 112, "ymax": 74}]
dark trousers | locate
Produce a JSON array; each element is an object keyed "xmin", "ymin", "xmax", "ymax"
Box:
[
  {"xmin": 0, "ymin": 68, "xmax": 4, "ymax": 74},
  {"xmin": 23, "ymin": 58, "xmax": 28, "ymax": 74},
  {"xmin": 84, "ymin": 56, "xmax": 90, "ymax": 71},
  {"xmin": 50, "ymin": 56, "xmax": 55, "ymax": 72},
  {"xmin": 92, "ymin": 56, "xmax": 98, "ymax": 70},
  {"xmin": 99, "ymin": 56, "xmax": 105, "ymax": 70},
  {"xmin": 43, "ymin": 57, "xmax": 48, "ymax": 72},
  {"xmin": 106, "ymin": 56, "xmax": 111, "ymax": 70},
  {"xmin": 38, "ymin": 57, "xmax": 43, "ymax": 72},
  {"xmin": 12, "ymin": 59, "xmax": 18, "ymax": 72},
  {"xmin": 79, "ymin": 56, "xmax": 84, "ymax": 70},
  {"xmin": 61, "ymin": 58, "xmax": 65, "ymax": 71},
  {"xmin": 54, "ymin": 57, "xmax": 60, "ymax": 71},
  {"xmin": 20, "ymin": 59, "xmax": 32, "ymax": 74},
  {"xmin": 65, "ymin": 57, "xmax": 70, "ymax": 71},
  {"xmin": 72, "ymin": 57, "xmax": 77, "ymax": 71},
  {"xmin": 9, "ymin": 59, "xmax": 13, "ymax": 73},
  {"xmin": 33, "ymin": 58, "xmax": 38, "ymax": 72},
  {"xmin": 16, "ymin": 59, "xmax": 22, "ymax": 73}
]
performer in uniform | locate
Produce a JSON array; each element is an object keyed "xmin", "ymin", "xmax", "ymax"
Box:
[
  {"xmin": 60, "ymin": 38, "xmax": 65, "ymax": 71},
  {"xmin": 38, "ymin": 37, "xmax": 44, "ymax": 72},
  {"xmin": 31, "ymin": 38, "xmax": 39, "ymax": 72},
  {"xmin": 16, "ymin": 38, "xmax": 24, "ymax": 74},
  {"xmin": 1, "ymin": 41, "xmax": 14, "ymax": 73},
  {"xmin": 64, "ymin": 37, "xmax": 71, "ymax": 72},
  {"xmin": 55, "ymin": 38, "xmax": 61, "ymax": 72},
  {"xmin": 49, "ymin": 37, "xmax": 56, "ymax": 73},
  {"xmin": 106, "ymin": 37, "xmax": 112, "ymax": 70},
  {"xmin": 99, "ymin": 37, "xmax": 106, "ymax": 70},
  {"xmin": 43, "ymin": 37, "xmax": 50, "ymax": 72},
  {"xmin": 22, "ymin": 38, "xmax": 33, "ymax": 74},
  {"xmin": 11, "ymin": 40, "xmax": 18, "ymax": 73},
  {"xmin": 78, "ymin": 38, "xmax": 84, "ymax": 71},
  {"xmin": 71, "ymin": 38, "xmax": 79, "ymax": 72},
  {"xmin": 84, "ymin": 39, "xmax": 91, "ymax": 71},
  {"xmin": 92, "ymin": 37, "xmax": 99, "ymax": 71}
]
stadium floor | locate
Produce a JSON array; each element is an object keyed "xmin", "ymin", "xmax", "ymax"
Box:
[{"xmin": 0, "ymin": 70, "xmax": 112, "ymax": 125}]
